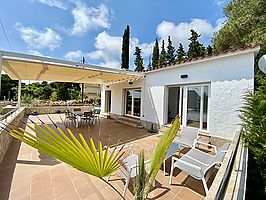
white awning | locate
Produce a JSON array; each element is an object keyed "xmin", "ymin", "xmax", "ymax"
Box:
[{"xmin": 0, "ymin": 51, "xmax": 142, "ymax": 84}]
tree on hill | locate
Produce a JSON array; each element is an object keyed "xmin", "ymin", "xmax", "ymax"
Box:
[
  {"xmin": 159, "ymin": 39, "xmax": 166, "ymax": 66},
  {"xmin": 212, "ymin": 0, "xmax": 266, "ymax": 76},
  {"xmin": 206, "ymin": 45, "xmax": 213, "ymax": 55},
  {"xmin": 121, "ymin": 25, "xmax": 130, "ymax": 69},
  {"xmin": 134, "ymin": 47, "xmax": 144, "ymax": 71},
  {"xmin": 152, "ymin": 38, "xmax": 159, "ymax": 68},
  {"xmin": 166, "ymin": 36, "xmax": 176, "ymax": 63},
  {"xmin": 213, "ymin": 0, "xmax": 265, "ymax": 53},
  {"xmin": 176, "ymin": 43, "xmax": 186, "ymax": 61},
  {"xmin": 187, "ymin": 29, "xmax": 206, "ymax": 58},
  {"xmin": 1, "ymin": 74, "xmax": 18, "ymax": 100}
]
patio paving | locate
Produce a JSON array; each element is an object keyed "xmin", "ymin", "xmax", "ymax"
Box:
[{"xmin": 0, "ymin": 114, "xmax": 220, "ymax": 200}]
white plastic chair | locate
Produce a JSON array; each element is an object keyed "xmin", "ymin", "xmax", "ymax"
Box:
[
  {"xmin": 174, "ymin": 126, "xmax": 200, "ymax": 156},
  {"xmin": 163, "ymin": 142, "xmax": 180, "ymax": 175},
  {"xmin": 169, "ymin": 143, "xmax": 229, "ymax": 195},
  {"xmin": 108, "ymin": 144, "xmax": 151, "ymax": 199}
]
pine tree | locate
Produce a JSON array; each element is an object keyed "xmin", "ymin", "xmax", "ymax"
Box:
[
  {"xmin": 166, "ymin": 36, "xmax": 176, "ymax": 64},
  {"xmin": 134, "ymin": 47, "xmax": 144, "ymax": 71},
  {"xmin": 158, "ymin": 40, "xmax": 166, "ymax": 66},
  {"xmin": 187, "ymin": 29, "xmax": 206, "ymax": 58},
  {"xmin": 206, "ymin": 45, "xmax": 213, "ymax": 55},
  {"xmin": 152, "ymin": 38, "xmax": 159, "ymax": 68},
  {"xmin": 121, "ymin": 25, "xmax": 130, "ymax": 69},
  {"xmin": 176, "ymin": 43, "xmax": 186, "ymax": 61}
]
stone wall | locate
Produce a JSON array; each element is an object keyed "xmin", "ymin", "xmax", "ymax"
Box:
[
  {"xmin": 25, "ymin": 105, "xmax": 94, "ymax": 115},
  {"xmin": 0, "ymin": 108, "xmax": 25, "ymax": 163}
]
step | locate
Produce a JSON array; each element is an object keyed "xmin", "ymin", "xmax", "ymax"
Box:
[
  {"xmin": 119, "ymin": 115, "xmax": 141, "ymax": 123},
  {"xmin": 116, "ymin": 116, "xmax": 141, "ymax": 127}
]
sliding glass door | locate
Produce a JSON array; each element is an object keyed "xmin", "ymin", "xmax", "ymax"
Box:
[
  {"xmin": 168, "ymin": 84, "xmax": 209, "ymax": 130},
  {"xmin": 125, "ymin": 89, "xmax": 141, "ymax": 117}
]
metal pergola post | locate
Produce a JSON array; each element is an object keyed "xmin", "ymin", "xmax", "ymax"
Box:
[
  {"xmin": 17, "ymin": 80, "xmax": 21, "ymax": 107},
  {"xmin": 0, "ymin": 53, "xmax": 2, "ymax": 99}
]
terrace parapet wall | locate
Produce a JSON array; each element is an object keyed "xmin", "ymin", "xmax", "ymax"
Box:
[
  {"xmin": 0, "ymin": 108, "xmax": 25, "ymax": 163},
  {"xmin": 25, "ymin": 105, "xmax": 94, "ymax": 115}
]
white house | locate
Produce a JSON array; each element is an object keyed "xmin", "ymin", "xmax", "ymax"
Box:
[{"xmin": 101, "ymin": 45, "xmax": 260, "ymax": 140}]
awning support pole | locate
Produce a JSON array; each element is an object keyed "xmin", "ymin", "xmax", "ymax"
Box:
[
  {"xmin": 0, "ymin": 53, "xmax": 2, "ymax": 99},
  {"xmin": 81, "ymin": 83, "xmax": 84, "ymax": 103},
  {"xmin": 17, "ymin": 80, "xmax": 21, "ymax": 107}
]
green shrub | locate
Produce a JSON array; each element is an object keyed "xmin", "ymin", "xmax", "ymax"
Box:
[
  {"xmin": 240, "ymin": 77, "xmax": 266, "ymax": 193},
  {"xmin": 21, "ymin": 94, "xmax": 33, "ymax": 105},
  {"xmin": 0, "ymin": 108, "xmax": 5, "ymax": 115},
  {"xmin": 50, "ymin": 91, "xmax": 58, "ymax": 101}
]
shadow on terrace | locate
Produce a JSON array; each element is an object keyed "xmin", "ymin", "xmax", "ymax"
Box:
[{"xmin": 0, "ymin": 113, "xmax": 223, "ymax": 200}]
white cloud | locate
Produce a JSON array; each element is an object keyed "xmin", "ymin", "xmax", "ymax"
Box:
[
  {"xmin": 65, "ymin": 18, "xmax": 226, "ymax": 69},
  {"xmin": 36, "ymin": 0, "xmax": 67, "ymax": 10},
  {"xmin": 65, "ymin": 50, "xmax": 83, "ymax": 61},
  {"xmin": 16, "ymin": 23, "xmax": 62, "ymax": 50},
  {"xmin": 28, "ymin": 50, "xmax": 44, "ymax": 56},
  {"xmin": 84, "ymin": 31, "xmax": 153, "ymax": 69},
  {"xmin": 214, "ymin": 0, "xmax": 227, "ymax": 6},
  {"xmin": 71, "ymin": 2, "xmax": 111, "ymax": 36},
  {"xmin": 215, "ymin": 17, "xmax": 227, "ymax": 32},
  {"xmin": 156, "ymin": 18, "xmax": 225, "ymax": 49},
  {"xmin": 86, "ymin": 31, "xmax": 122, "ymax": 68}
]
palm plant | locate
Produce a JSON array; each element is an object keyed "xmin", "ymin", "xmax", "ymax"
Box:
[
  {"xmin": 135, "ymin": 117, "xmax": 180, "ymax": 199},
  {"xmin": 9, "ymin": 123, "xmax": 125, "ymax": 199},
  {"xmin": 9, "ymin": 117, "xmax": 180, "ymax": 200}
]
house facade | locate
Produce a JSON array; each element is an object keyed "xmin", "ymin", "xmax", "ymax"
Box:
[{"xmin": 101, "ymin": 46, "xmax": 260, "ymax": 140}]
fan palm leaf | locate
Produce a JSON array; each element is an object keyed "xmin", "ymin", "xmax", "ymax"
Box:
[{"xmin": 10, "ymin": 123, "xmax": 125, "ymax": 197}]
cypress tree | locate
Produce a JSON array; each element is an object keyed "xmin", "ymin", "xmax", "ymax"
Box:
[
  {"xmin": 121, "ymin": 25, "xmax": 130, "ymax": 69},
  {"xmin": 134, "ymin": 47, "xmax": 144, "ymax": 71},
  {"xmin": 166, "ymin": 36, "xmax": 176, "ymax": 64},
  {"xmin": 187, "ymin": 29, "xmax": 206, "ymax": 58},
  {"xmin": 176, "ymin": 43, "xmax": 186, "ymax": 61},
  {"xmin": 158, "ymin": 40, "xmax": 166, "ymax": 66},
  {"xmin": 152, "ymin": 38, "xmax": 159, "ymax": 68},
  {"xmin": 206, "ymin": 45, "xmax": 213, "ymax": 55}
]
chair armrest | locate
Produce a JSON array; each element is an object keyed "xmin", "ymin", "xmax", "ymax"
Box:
[{"xmin": 194, "ymin": 140, "xmax": 217, "ymax": 154}]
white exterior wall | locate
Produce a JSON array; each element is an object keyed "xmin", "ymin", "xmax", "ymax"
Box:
[
  {"xmin": 101, "ymin": 79, "xmax": 144, "ymax": 118},
  {"xmin": 144, "ymin": 52, "xmax": 254, "ymax": 139},
  {"xmin": 102, "ymin": 51, "xmax": 255, "ymax": 139}
]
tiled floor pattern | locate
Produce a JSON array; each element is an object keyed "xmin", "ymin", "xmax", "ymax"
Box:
[{"xmin": 0, "ymin": 114, "xmax": 219, "ymax": 200}]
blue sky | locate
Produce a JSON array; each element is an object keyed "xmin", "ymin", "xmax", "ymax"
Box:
[{"xmin": 0, "ymin": 0, "xmax": 230, "ymax": 70}]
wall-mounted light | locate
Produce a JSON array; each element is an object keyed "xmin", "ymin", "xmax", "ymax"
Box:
[
  {"xmin": 180, "ymin": 74, "xmax": 188, "ymax": 79},
  {"xmin": 106, "ymin": 85, "xmax": 109, "ymax": 88},
  {"xmin": 128, "ymin": 81, "xmax": 133, "ymax": 85}
]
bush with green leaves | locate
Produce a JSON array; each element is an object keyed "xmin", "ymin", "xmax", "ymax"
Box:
[
  {"xmin": 50, "ymin": 91, "xmax": 58, "ymax": 101},
  {"xmin": 240, "ymin": 77, "xmax": 266, "ymax": 193},
  {"xmin": 21, "ymin": 94, "xmax": 33, "ymax": 105}
]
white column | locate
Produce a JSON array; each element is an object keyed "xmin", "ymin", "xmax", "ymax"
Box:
[
  {"xmin": 17, "ymin": 80, "xmax": 22, "ymax": 107},
  {"xmin": 0, "ymin": 53, "xmax": 2, "ymax": 99}
]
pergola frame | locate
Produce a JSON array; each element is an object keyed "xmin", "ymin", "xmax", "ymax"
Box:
[{"xmin": 0, "ymin": 51, "xmax": 142, "ymax": 107}]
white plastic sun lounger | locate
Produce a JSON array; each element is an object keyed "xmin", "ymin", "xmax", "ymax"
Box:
[{"xmin": 169, "ymin": 143, "xmax": 229, "ymax": 195}]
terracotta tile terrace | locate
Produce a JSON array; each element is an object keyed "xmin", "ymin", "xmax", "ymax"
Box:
[{"xmin": 0, "ymin": 114, "xmax": 225, "ymax": 200}]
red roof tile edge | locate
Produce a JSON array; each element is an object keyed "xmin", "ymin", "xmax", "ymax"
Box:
[{"xmin": 141, "ymin": 44, "xmax": 260, "ymax": 73}]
